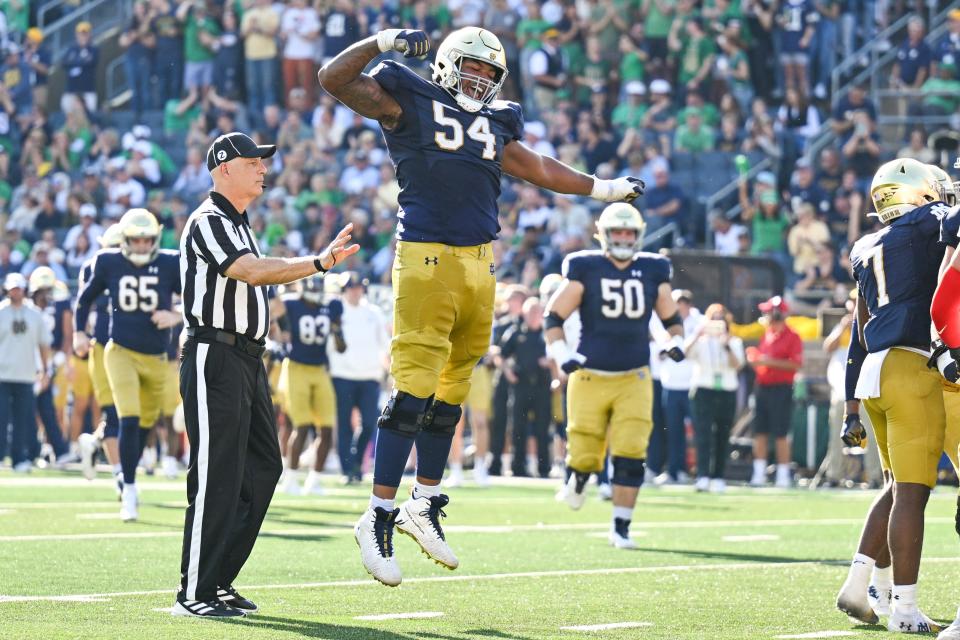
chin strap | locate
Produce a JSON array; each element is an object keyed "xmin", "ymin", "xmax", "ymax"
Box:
[{"xmin": 932, "ymin": 266, "xmax": 960, "ymax": 348}]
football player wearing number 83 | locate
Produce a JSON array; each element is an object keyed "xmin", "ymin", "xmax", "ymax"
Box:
[
  {"xmin": 74, "ymin": 208, "xmax": 182, "ymax": 522},
  {"xmin": 318, "ymin": 26, "xmax": 644, "ymax": 586},
  {"xmin": 543, "ymin": 203, "xmax": 683, "ymax": 550}
]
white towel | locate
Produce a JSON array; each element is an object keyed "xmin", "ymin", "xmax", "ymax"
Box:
[{"xmin": 854, "ymin": 348, "xmax": 890, "ymax": 400}]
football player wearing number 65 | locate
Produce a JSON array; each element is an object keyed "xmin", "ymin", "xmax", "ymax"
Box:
[
  {"xmin": 74, "ymin": 208, "xmax": 182, "ymax": 522},
  {"xmin": 318, "ymin": 26, "xmax": 644, "ymax": 586},
  {"xmin": 273, "ymin": 275, "xmax": 346, "ymax": 496},
  {"xmin": 543, "ymin": 203, "xmax": 684, "ymax": 550}
]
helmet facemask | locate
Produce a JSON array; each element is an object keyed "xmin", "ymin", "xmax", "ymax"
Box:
[
  {"xmin": 123, "ymin": 236, "xmax": 159, "ymax": 267},
  {"xmin": 602, "ymin": 227, "xmax": 642, "ymax": 261},
  {"xmin": 432, "ymin": 28, "xmax": 509, "ymax": 114}
]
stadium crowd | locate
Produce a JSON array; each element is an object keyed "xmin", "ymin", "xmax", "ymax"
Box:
[{"xmin": 0, "ymin": 0, "xmax": 959, "ymax": 489}]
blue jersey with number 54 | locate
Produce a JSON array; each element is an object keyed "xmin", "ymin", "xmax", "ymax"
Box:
[
  {"xmin": 850, "ymin": 202, "xmax": 948, "ymax": 353},
  {"xmin": 74, "ymin": 249, "xmax": 181, "ymax": 355},
  {"xmin": 563, "ymin": 250, "xmax": 672, "ymax": 372},
  {"xmin": 283, "ymin": 296, "xmax": 343, "ymax": 366},
  {"xmin": 369, "ymin": 60, "xmax": 524, "ymax": 246}
]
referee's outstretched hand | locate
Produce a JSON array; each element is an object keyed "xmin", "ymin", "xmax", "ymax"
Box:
[{"xmin": 318, "ymin": 222, "xmax": 361, "ymax": 271}]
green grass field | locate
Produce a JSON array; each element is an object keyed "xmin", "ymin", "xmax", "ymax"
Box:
[{"xmin": 3, "ymin": 471, "xmax": 960, "ymax": 640}]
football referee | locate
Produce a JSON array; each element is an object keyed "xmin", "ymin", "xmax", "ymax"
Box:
[{"xmin": 173, "ymin": 132, "xmax": 358, "ymax": 618}]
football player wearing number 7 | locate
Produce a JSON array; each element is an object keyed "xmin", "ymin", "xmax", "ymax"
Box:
[
  {"xmin": 543, "ymin": 203, "xmax": 683, "ymax": 549},
  {"xmin": 836, "ymin": 158, "xmax": 946, "ymax": 633},
  {"xmin": 318, "ymin": 26, "xmax": 644, "ymax": 586},
  {"xmin": 74, "ymin": 208, "xmax": 182, "ymax": 522}
]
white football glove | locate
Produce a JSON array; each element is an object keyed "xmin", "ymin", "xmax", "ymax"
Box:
[
  {"xmin": 590, "ymin": 176, "xmax": 645, "ymax": 203},
  {"xmin": 376, "ymin": 29, "xmax": 430, "ymax": 58},
  {"xmin": 547, "ymin": 340, "xmax": 586, "ymax": 374}
]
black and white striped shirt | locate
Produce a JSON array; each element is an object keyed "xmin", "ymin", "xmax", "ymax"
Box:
[{"xmin": 179, "ymin": 192, "xmax": 269, "ymax": 341}]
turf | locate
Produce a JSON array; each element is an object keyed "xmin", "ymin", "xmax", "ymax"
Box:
[{"xmin": 2, "ymin": 471, "xmax": 960, "ymax": 639}]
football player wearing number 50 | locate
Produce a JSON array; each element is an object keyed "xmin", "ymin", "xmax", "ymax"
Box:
[
  {"xmin": 318, "ymin": 26, "xmax": 644, "ymax": 587},
  {"xmin": 543, "ymin": 203, "xmax": 684, "ymax": 550},
  {"xmin": 74, "ymin": 208, "xmax": 182, "ymax": 523}
]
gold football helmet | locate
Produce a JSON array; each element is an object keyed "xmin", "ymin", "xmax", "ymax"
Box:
[
  {"xmin": 869, "ymin": 158, "xmax": 940, "ymax": 224},
  {"xmin": 119, "ymin": 208, "xmax": 161, "ymax": 267},
  {"xmin": 596, "ymin": 202, "xmax": 646, "ymax": 260},
  {"xmin": 432, "ymin": 27, "xmax": 508, "ymax": 113},
  {"xmin": 927, "ymin": 164, "xmax": 957, "ymax": 207},
  {"xmin": 98, "ymin": 223, "xmax": 124, "ymax": 248},
  {"xmin": 28, "ymin": 266, "xmax": 56, "ymax": 294}
]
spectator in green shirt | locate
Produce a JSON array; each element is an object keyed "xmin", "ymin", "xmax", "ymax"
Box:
[
  {"xmin": 740, "ymin": 178, "xmax": 789, "ymax": 265},
  {"xmin": 669, "ymin": 15, "xmax": 716, "ymax": 102},
  {"xmin": 612, "ymin": 81, "xmax": 649, "ymax": 132},
  {"xmin": 641, "ymin": 0, "xmax": 676, "ymax": 64},
  {"xmin": 618, "ymin": 30, "xmax": 649, "ymax": 84},
  {"xmin": 677, "ymin": 91, "xmax": 719, "ymax": 127},
  {"xmin": 674, "ymin": 108, "xmax": 716, "ymax": 152},
  {"xmin": 177, "ymin": 0, "xmax": 220, "ymax": 106},
  {"xmin": 916, "ymin": 60, "xmax": 960, "ymax": 116},
  {"xmin": 574, "ymin": 37, "xmax": 611, "ymax": 106}
]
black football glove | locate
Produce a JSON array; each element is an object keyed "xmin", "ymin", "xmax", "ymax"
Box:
[
  {"xmin": 377, "ymin": 29, "xmax": 430, "ymax": 58},
  {"xmin": 840, "ymin": 413, "xmax": 867, "ymax": 448},
  {"xmin": 929, "ymin": 339, "xmax": 960, "ymax": 383},
  {"xmin": 561, "ymin": 357, "xmax": 584, "ymax": 375}
]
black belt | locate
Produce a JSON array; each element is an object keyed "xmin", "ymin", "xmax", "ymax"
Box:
[{"xmin": 186, "ymin": 327, "xmax": 266, "ymax": 358}]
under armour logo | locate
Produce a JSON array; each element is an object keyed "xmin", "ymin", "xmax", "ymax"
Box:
[
  {"xmin": 425, "ymin": 256, "xmax": 438, "ymax": 266},
  {"xmin": 149, "ymin": 266, "xmax": 159, "ymax": 274}
]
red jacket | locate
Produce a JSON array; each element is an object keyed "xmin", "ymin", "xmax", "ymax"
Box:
[{"xmin": 755, "ymin": 324, "xmax": 803, "ymax": 386}]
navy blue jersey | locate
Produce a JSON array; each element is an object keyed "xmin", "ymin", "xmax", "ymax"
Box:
[
  {"xmin": 778, "ymin": 0, "xmax": 818, "ymax": 51},
  {"xmin": 851, "ymin": 202, "xmax": 948, "ymax": 353},
  {"xmin": 938, "ymin": 204, "xmax": 960, "ymax": 248},
  {"xmin": 283, "ymin": 296, "xmax": 343, "ymax": 366},
  {"xmin": 369, "ymin": 60, "xmax": 524, "ymax": 246},
  {"xmin": 75, "ymin": 249, "xmax": 181, "ymax": 355},
  {"xmin": 79, "ymin": 258, "xmax": 112, "ymax": 344},
  {"xmin": 564, "ymin": 250, "xmax": 672, "ymax": 371},
  {"xmin": 50, "ymin": 298, "xmax": 71, "ymax": 351}
]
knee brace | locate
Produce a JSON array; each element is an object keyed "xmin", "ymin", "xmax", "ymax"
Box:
[
  {"xmin": 611, "ymin": 456, "xmax": 646, "ymax": 488},
  {"xmin": 422, "ymin": 400, "xmax": 461, "ymax": 436},
  {"xmin": 377, "ymin": 390, "xmax": 432, "ymax": 436}
]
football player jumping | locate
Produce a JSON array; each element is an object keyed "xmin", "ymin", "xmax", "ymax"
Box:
[
  {"xmin": 319, "ymin": 26, "xmax": 643, "ymax": 586},
  {"xmin": 74, "ymin": 209, "xmax": 182, "ymax": 522},
  {"xmin": 837, "ymin": 159, "xmax": 948, "ymax": 633},
  {"xmin": 543, "ymin": 203, "xmax": 684, "ymax": 548},
  {"xmin": 274, "ymin": 275, "xmax": 346, "ymax": 496}
]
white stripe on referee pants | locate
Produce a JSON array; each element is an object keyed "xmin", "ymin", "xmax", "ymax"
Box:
[{"xmin": 186, "ymin": 343, "xmax": 210, "ymax": 601}]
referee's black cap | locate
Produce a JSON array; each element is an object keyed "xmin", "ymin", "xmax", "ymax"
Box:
[{"xmin": 206, "ymin": 132, "xmax": 276, "ymax": 171}]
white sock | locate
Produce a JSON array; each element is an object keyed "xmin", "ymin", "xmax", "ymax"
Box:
[
  {"xmin": 474, "ymin": 457, "xmax": 486, "ymax": 472},
  {"xmin": 112, "ymin": 464, "xmax": 122, "ymax": 476},
  {"xmin": 413, "ymin": 482, "xmax": 441, "ymax": 499},
  {"xmin": 752, "ymin": 459, "xmax": 765, "ymax": 476},
  {"xmin": 450, "ymin": 462, "xmax": 463, "ymax": 473},
  {"xmin": 872, "ymin": 565, "xmax": 892, "ymax": 588},
  {"xmin": 369, "ymin": 495, "xmax": 395, "ymax": 511},
  {"xmin": 892, "ymin": 584, "xmax": 917, "ymax": 612},
  {"xmin": 846, "ymin": 553, "xmax": 875, "ymax": 589},
  {"xmin": 123, "ymin": 482, "xmax": 136, "ymax": 493},
  {"xmin": 776, "ymin": 463, "xmax": 791, "ymax": 479},
  {"xmin": 612, "ymin": 506, "xmax": 634, "ymax": 522}
]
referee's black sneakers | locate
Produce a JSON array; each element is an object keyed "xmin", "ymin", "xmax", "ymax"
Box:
[
  {"xmin": 217, "ymin": 585, "xmax": 259, "ymax": 613},
  {"xmin": 171, "ymin": 591, "xmax": 246, "ymax": 618}
]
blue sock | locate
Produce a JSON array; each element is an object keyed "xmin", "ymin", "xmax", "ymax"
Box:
[
  {"xmin": 103, "ymin": 405, "xmax": 119, "ymax": 439},
  {"xmin": 373, "ymin": 428, "xmax": 416, "ymax": 488},
  {"xmin": 118, "ymin": 417, "xmax": 140, "ymax": 485},
  {"xmin": 414, "ymin": 430, "xmax": 455, "ymax": 482}
]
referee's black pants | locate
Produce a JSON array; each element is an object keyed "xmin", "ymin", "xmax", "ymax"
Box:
[{"xmin": 178, "ymin": 335, "xmax": 282, "ymax": 601}]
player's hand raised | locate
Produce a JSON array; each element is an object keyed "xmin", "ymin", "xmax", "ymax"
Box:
[
  {"xmin": 318, "ymin": 222, "xmax": 361, "ymax": 271},
  {"xmin": 590, "ymin": 176, "xmax": 645, "ymax": 203},
  {"xmin": 377, "ymin": 29, "xmax": 430, "ymax": 58},
  {"xmin": 840, "ymin": 413, "xmax": 866, "ymax": 448}
]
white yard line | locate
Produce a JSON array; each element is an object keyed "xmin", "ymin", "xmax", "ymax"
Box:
[
  {"xmin": 774, "ymin": 632, "xmax": 857, "ymax": 639},
  {"xmin": 354, "ymin": 611, "xmax": 444, "ymax": 621},
  {"xmin": 560, "ymin": 622, "xmax": 653, "ymax": 632},
  {"xmin": 722, "ymin": 534, "xmax": 780, "ymax": 542},
  {"xmin": 7, "ymin": 557, "xmax": 960, "ymax": 604}
]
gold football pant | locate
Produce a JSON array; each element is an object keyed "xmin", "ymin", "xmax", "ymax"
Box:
[
  {"xmin": 565, "ymin": 368, "xmax": 653, "ymax": 473},
  {"xmin": 88, "ymin": 340, "xmax": 114, "ymax": 407},
  {"xmin": 162, "ymin": 359, "xmax": 181, "ymax": 417},
  {"xmin": 104, "ymin": 342, "xmax": 167, "ymax": 429},
  {"xmin": 862, "ymin": 349, "xmax": 946, "ymax": 488},
  {"xmin": 391, "ymin": 241, "xmax": 496, "ymax": 405},
  {"xmin": 278, "ymin": 359, "xmax": 336, "ymax": 428}
]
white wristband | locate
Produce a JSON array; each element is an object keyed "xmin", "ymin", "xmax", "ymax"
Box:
[
  {"xmin": 546, "ymin": 340, "xmax": 573, "ymax": 366},
  {"xmin": 377, "ymin": 29, "xmax": 403, "ymax": 53}
]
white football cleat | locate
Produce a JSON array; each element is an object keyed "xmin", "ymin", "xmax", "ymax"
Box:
[
  {"xmin": 563, "ymin": 472, "xmax": 589, "ymax": 511},
  {"xmin": 120, "ymin": 484, "xmax": 139, "ymax": 522},
  {"xmin": 472, "ymin": 459, "xmax": 490, "ymax": 488},
  {"xmin": 355, "ymin": 506, "xmax": 402, "ymax": 587},
  {"xmin": 936, "ymin": 609, "xmax": 960, "ymax": 640},
  {"xmin": 888, "ymin": 607, "xmax": 942, "ymax": 633},
  {"xmin": 709, "ymin": 478, "xmax": 727, "ymax": 493},
  {"xmin": 161, "ymin": 455, "xmax": 179, "ymax": 480},
  {"xmin": 447, "ymin": 464, "xmax": 463, "ymax": 488},
  {"xmin": 836, "ymin": 581, "xmax": 879, "ymax": 625},
  {"xmin": 597, "ymin": 482, "xmax": 612, "ymax": 501},
  {"xmin": 302, "ymin": 470, "xmax": 325, "ymax": 496},
  {"xmin": 695, "ymin": 476, "xmax": 710, "ymax": 492},
  {"xmin": 608, "ymin": 518, "xmax": 638, "ymax": 550},
  {"xmin": 282, "ymin": 471, "xmax": 301, "ymax": 496},
  {"xmin": 869, "ymin": 581, "xmax": 892, "ymax": 617},
  {"xmin": 78, "ymin": 433, "xmax": 98, "ymax": 481},
  {"xmin": 396, "ymin": 493, "xmax": 459, "ymax": 569}
]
